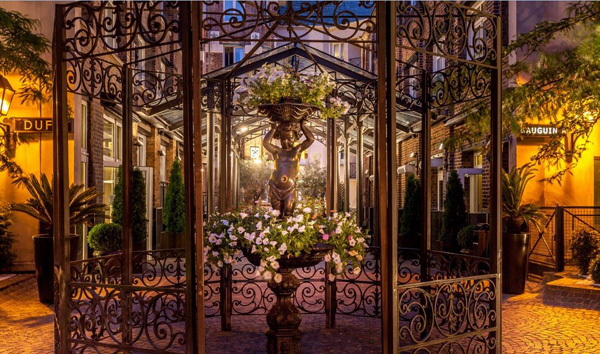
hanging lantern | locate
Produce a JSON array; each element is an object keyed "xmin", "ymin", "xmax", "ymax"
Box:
[{"xmin": 0, "ymin": 75, "xmax": 15, "ymax": 117}]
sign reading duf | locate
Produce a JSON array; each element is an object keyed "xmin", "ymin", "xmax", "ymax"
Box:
[{"xmin": 11, "ymin": 117, "xmax": 73, "ymax": 133}]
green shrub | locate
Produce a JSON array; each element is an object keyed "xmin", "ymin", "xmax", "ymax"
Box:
[
  {"xmin": 590, "ymin": 255, "xmax": 600, "ymax": 284},
  {"xmin": 570, "ymin": 229, "xmax": 600, "ymax": 275},
  {"xmin": 440, "ymin": 170, "xmax": 467, "ymax": 249},
  {"xmin": 0, "ymin": 205, "xmax": 15, "ymax": 271},
  {"xmin": 457, "ymin": 224, "xmax": 477, "ymax": 250},
  {"xmin": 87, "ymin": 223, "xmax": 122, "ymax": 255},
  {"xmin": 163, "ymin": 160, "xmax": 185, "ymax": 233},
  {"xmin": 400, "ymin": 175, "xmax": 421, "ymax": 248},
  {"xmin": 112, "ymin": 166, "xmax": 148, "ymax": 243}
]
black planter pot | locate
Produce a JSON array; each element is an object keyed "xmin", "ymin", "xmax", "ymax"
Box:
[
  {"xmin": 33, "ymin": 234, "xmax": 79, "ymax": 304},
  {"xmin": 502, "ymin": 232, "xmax": 530, "ymax": 294}
]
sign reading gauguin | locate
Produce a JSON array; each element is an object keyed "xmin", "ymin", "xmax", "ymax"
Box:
[
  {"xmin": 11, "ymin": 117, "xmax": 73, "ymax": 133},
  {"xmin": 521, "ymin": 124, "xmax": 564, "ymax": 137}
]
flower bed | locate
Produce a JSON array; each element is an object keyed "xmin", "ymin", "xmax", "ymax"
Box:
[{"xmin": 204, "ymin": 203, "xmax": 368, "ymax": 283}]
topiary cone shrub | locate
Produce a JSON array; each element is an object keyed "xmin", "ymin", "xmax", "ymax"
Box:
[
  {"xmin": 87, "ymin": 223, "xmax": 123, "ymax": 256},
  {"xmin": 163, "ymin": 160, "xmax": 185, "ymax": 234},
  {"xmin": 440, "ymin": 170, "xmax": 467, "ymax": 252},
  {"xmin": 570, "ymin": 229, "xmax": 600, "ymax": 276},
  {"xmin": 112, "ymin": 166, "xmax": 148, "ymax": 244},
  {"xmin": 400, "ymin": 174, "xmax": 421, "ymax": 248}
]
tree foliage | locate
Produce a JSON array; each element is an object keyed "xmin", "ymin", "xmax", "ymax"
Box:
[
  {"xmin": 400, "ymin": 174, "xmax": 421, "ymax": 248},
  {"xmin": 0, "ymin": 7, "xmax": 51, "ymax": 104},
  {"xmin": 163, "ymin": 160, "xmax": 185, "ymax": 233},
  {"xmin": 112, "ymin": 166, "xmax": 148, "ymax": 244},
  {"xmin": 440, "ymin": 170, "xmax": 467, "ymax": 248},
  {"xmin": 298, "ymin": 157, "xmax": 326, "ymax": 200},
  {"xmin": 239, "ymin": 159, "xmax": 272, "ymax": 206},
  {"xmin": 449, "ymin": 2, "xmax": 600, "ymax": 183}
]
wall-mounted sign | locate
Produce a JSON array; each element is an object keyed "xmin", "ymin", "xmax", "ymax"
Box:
[
  {"xmin": 11, "ymin": 117, "xmax": 73, "ymax": 133},
  {"xmin": 521, "ymin": 124, "xmax": 562, "ymax": 137},
  {"xmin": 250, "ymin": 146, "xmax": 260, "ymax": 159}
]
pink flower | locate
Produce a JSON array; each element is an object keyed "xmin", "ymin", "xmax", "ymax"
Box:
[
  {"xmin": 322, "ymin": 234, "xmax": 329, "ymax": 241},
  {"xmin": 348, "ymin": 235, "xmax": 353, "ymax": 241}
]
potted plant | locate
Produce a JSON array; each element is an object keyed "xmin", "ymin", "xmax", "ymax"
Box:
[
  {"xmin": 0, "ymin": 205, "xmax": 15, "ymax": 272},
  {"xmin": 457, "ymin": 224, "xmax": 477, "ymax": 254},
  {"xmin": 87, "ymin": 223, "xmax": 123, "ymax": 256},
  {"xmin": 399, "ymin": 175, "xmax": 421, "ymax": 248},
  {"xmin": 161, "ymin": 160, "xmax": 185, "ymax": 249},
  {"xmin": 12, "ymin": 173, "xmax": 105, "ymax": 303},
  {"xmin": 440, "ymin": 170, "xmax": 467, "ymax": 252},
  {"xmin": 590, "ymin": 255, "xmax": 600, "ymax": 285},
  {"xmin": 502, "ymin": 164, "xmax": 544, "ymax": 294},
  {"xmin": 111, "ymin": 166, "xmax": 148, "ymax": 251},
  {"xmin": 570, "ymin": 229, "xmax": 599, "ymax": 276}
]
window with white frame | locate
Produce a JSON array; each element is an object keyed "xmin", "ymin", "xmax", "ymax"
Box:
[
  {"xmin": 433, "ymin": 45, "xmax": 446, "ymax": 73},
  {"xmin": 224, "ymin": 46, "xmax": 245, "ymax": 66},
  {"xmin": 135, "ymin": 37, "xmax": 146, "ymax": 77},
  {"xmin": 331, "ymin": 43, "xmax": 343, "ymax": 59},
  {"xmin": 408, "ymin": 66, "xmax": 418, "ymax": 98},
  {"xmin": 102, "ymin": 5, "xmax": 117, "ymax": 49},
  {"xmin": 103, "ymin": 115, "xmax": 122, "ymax": 161},
  {"xmin": 224, "ymin": 0, "xmax": 242, "ymax": 22},
  {"xmin": 467, "ymin": 3, "xmax": 486, "ymax": 61},
  {"xmin": 159, "ymin": 145, "xmax": 167, "ymax": 182},
  {"xmin": 137, "ymin": 134, "xmax": 147, "ymax": 167}
]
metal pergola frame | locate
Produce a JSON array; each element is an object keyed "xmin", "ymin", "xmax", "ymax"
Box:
[{"xmin": 52, "ymin": 2, "xmax": 502, "ymax": 353}]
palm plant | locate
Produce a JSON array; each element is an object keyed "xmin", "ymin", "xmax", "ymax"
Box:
[
  {"xmin": 502, "ymin": 164, "xmax": 544, "ymax": 234},
  {"xmin": 12, "ymin": 173, "xmax": 106, "ymax": 235}
]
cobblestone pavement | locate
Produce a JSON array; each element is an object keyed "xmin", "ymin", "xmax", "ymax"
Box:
[{"xmin": 2, "ymin": 279, "xmax": 600, "ymax": 353}]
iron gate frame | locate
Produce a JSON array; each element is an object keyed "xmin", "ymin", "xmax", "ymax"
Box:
[{"xmin": 52, "ymin": 2, "xmax": 503, "ymax": 353}]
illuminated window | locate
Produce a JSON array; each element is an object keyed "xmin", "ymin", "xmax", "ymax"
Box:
[
  {"xmin": 103, "ymin": 116, "xmax": 122, "ymax": 161},
  {"xmin": 331, "ymin": 43, "xmax": 343, "ymax": 59}
]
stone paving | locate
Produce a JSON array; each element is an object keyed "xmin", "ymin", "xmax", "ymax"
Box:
[{"xmin": 2, "ymin": 278, "xmax": 600, "ymax": 353}]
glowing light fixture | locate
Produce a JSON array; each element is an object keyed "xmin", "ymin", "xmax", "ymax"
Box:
[
  {"xmin": 0, "ymin": 75, "xmax": 15, "ymax": 117},
  {"xmin": 240, "ymin": 126, "xmax": 249, "ymax": 132}
]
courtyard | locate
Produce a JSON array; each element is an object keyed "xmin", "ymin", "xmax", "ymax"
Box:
[{"xmin": 1, "ymin": 277, "xmax": 599, "ymax": 354}]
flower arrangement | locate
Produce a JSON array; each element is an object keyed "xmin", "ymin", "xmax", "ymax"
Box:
[
  {"xmin": 233, "ymin": 64, "xmax": 351, "ymax": 119},
  {"xmin": 203, "ymin": 200, "xmax": 368, "ymax": 283}
]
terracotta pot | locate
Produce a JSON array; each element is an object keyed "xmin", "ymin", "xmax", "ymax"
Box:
[
  {"xmin": 502, "ymin": 232, "xmax": 530, "ymax": 294},
  {"xmin": 33, "ymin": 234, "xmax": 79, "ymax": 304}
]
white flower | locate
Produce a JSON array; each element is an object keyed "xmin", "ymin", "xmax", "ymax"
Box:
[
  {"xmin": 335, "ymin": 263, "xmax": 343, "ymax": 273},
  {"xmin": 264, "ymin": 247, "xmax": 269, "ymax": 252},
  {"xmin": 270, "ymin": 241, "xmax": 277, "ymax": 247},
  {"xmin": 357, "ymin": 237, "xmax": 365, "ymax": 243},
  {"xmin": 335, "ymin": 226, "xmax": 342, "ymax": 234},
  {"xmin": 240, "ymin": 212, "xmax": 248, "ymax": 219},
  {"xmin": 274, "ymin": 273, "xmax": 283, "ymax": 283},
  {"xmin": 263, "ymin": 271, "xmax": 273, "ymax": 281},
  {"xmin": 217, "ymin": 260, "xmax": 223, "ymax": 267},
  {"xmin": 263, "ymin": 238, "xmax": 270, "ymax": 245},
  {"xmin": 222, "ymin": 220, "xmax": 229, "ymax": 226},
  {"xmin": 324, "ymin": 254, "xmax": 331, "ymax": 262},
  {"xmin": 271, "ymin": 210, "xmax": 280, "ymax": 217},
  {"xmin": 224, "ymin": 256, "xmax": 232, "ymax": 264},
  {"xmin": 203, "ymin": 247, "xmax": 210, "ymax": 256},
  {"xmin": 212, "ymin": 251, "xmax": 219, "ymax": 257},
  {"xmin": 267, "ymin": 255, "xmax": 276, "ymax": 263},
  {"xmin": 230, "ymin": 235, "xmax": 238, "ymax": 241},
  {"xmin": 271, "ymin": 261, "xmax": 280, "ymax": 270},
  {"xmin": 229, "ymin": 241, "xmax": 237, "ymax": 247},
  {"xmin": 353, "ymin": 267, "xmax": 361, "ymax": 274},
  {"xmin": 237, "ymin": 226, "xmax": 245, "ymax": 233},
  {"xmin": 349, "ymin": 239, "xmax": 356, "ymax": 247},
  {"xmin": 257, "ymin": 221, "xmax": 263, "ymax": 229},
  {"xmin": 251, "ymin": 245, "xmax": 257, "ymax": 253},
  {"xmin": 208, "ymin": 234, "xmax": 217, "ymax": 243},
  {"xmin": 282, "ymin": 230, "xmax": 288, "ymax": 236},
  {"xmin": 256, "ymin": 237, "xmax": 263, "ymax": 244},
  {"xmin": 278, "ymin": 243, "xmax": 287, "ymax": 254},
  {"xmin": 298, "ymin": 225, "xmax": 306, "ymax": 233},
  {"xmin": 328, "ymin": 273, "xmax": 336, "ymax": 282},
  {"xmin": 215, "ymin": 239, "xmax": 222, "ymax": 245},
  {"xmin": 302, "ymin": 207, "xmax": 312, "ymax": 214}
]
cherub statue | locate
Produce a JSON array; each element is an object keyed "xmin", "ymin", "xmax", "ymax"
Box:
[{"xmin": 263, "ymin": 120, "xmax": 314, "ymax": 216}]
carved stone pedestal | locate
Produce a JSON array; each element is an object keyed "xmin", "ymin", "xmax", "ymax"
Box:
[{"xmin": 266, "ymin": 268, "xmax": 302, "ymax": 354}]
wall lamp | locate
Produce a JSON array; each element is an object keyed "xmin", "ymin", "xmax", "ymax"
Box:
[{"xmin": 0, "ymin": 74, "xmax": 15, "ymax": 152}]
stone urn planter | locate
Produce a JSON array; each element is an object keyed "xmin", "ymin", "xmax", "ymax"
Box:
[{"xmin": 243, "ymin": 243, "xmax": 333, "ymax": 354}]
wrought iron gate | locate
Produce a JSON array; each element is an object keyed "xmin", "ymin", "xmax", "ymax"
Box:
[{"xmin": 53, "ymin": 2, "xmax": 503, "ymax": 353}]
